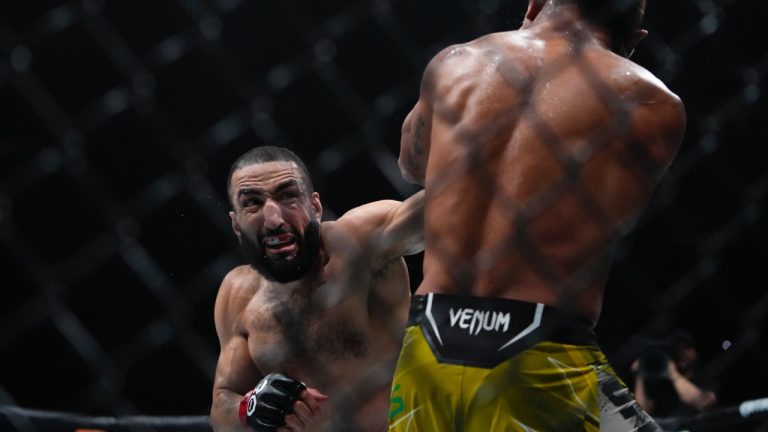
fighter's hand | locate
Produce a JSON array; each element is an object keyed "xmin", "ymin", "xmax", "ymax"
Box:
[
  {"xmin": 239, "ymin": 373, "xmax": 317, "ymax": 431},
  {"xmin": 666, "ymin": 359, "xmax": 682, "ymax": 381},
  {"xmin": 279, "ymin": 387, "xmax": 329, "ymax": 432}
]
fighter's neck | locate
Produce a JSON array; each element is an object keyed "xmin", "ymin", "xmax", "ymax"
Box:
[
  {"xmin": 263, "ymin": 243, "xmax": 330, "ymax": 296},
  {"xmin": 524, "ymin": 7, "xmax": 613, "ymax": 52}
]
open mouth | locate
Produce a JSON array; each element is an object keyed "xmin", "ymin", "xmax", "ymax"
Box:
[{"xmin": 262, "ymin": 233, "xmax": 297, "ymax": 254}]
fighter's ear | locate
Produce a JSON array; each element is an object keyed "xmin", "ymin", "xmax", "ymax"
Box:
[
  {"xmin": 623, "ymin": 28, "xmax": 648, "ymax": 58},
  {"xmin": 523, "ymin": 0, "xmax": 546, "ymax": 27},
  {"xmin": 310, "ymin": 192, "xmax": 322, "ymax": 220},
  {"xmin": 229, "ymin": 211, "xmax": 242, "ymax": 240}
]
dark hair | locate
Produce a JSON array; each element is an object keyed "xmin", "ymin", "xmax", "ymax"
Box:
[
  {"xmin": 663, "ymin": 330, "xmax": 696, "ymax": 361},
  {"xmin": 227, "ymin": 146, "xmax": 314, "ymax": 205},
  {"xmin": 567, "ymin": 0, "xmax": 646, "ymax": 42}
]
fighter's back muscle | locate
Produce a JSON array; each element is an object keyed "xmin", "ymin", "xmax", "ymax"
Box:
[{"xmin": 420, "ymin": 31, "xmax": 684, "ymax": 317}]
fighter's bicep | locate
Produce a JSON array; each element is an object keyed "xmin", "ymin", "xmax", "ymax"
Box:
[
  {"xmin": 213, "ymin": 279, "xmax": 261, "ymax": 394},
  {"xmin": 213, "ymin": 333, "xmax": 262, "ymax": 396},
  {"xmin": 379, "ymin": 191, "xmax": 425, "ymax": 261}
]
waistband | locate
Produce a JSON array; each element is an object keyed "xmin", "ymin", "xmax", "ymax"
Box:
[{"xmin": 408, "ymin": 293, "xmax": 598, "ymax": 368}]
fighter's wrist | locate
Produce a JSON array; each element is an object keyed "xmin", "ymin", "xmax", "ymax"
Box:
[
  {"xmin": 239, "ymin": 389, "xmax": 255, "ymax": 429},
  {"xmin": 237, "ymin": 373, "xmax": 307, "ymax": 431}
]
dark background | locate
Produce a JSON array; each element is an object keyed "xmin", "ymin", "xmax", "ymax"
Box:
[{"xmin": 0, "ymin": 0, "xmax": 766, "ymax": 423}]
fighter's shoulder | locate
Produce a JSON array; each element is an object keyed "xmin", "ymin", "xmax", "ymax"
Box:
[
  {"xmin": 427, "ymin": 31, "xmax": 523, "ymax": 66},
  {"xmin": 317, "ymin": 203, "xmax": 394, "ymax": 249},
  {"xmin": 614, "ymin": 60, "xmax": 684, "ymax": 107},
  {"xmin": 423, "ymin": 32, "xmax": 527, "ymax": 95},
  {"xmin": 216, "ymin": 265, "xmax": 262, "ymax": 309},
  {"xmin": 425, "ymin": 33, "xmax": 510, "ymax": 80},
  {"xmin": 608, "ymin": 60, "xmax": 686, "ymax": 150},
  {"xmin": 214, "ymin": 266, "xmax": 261, "ymax": 337},
  {"xmin": 339, "ymin": 199, "xmax": 401, "ymax": 219},
  {"xmin": 332, "ymin": 200, "xmax": 401, "ymax": 235}
]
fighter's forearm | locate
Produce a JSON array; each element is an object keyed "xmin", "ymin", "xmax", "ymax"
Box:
[
  {"xmin": 671, "ymin": 375, "xmax": 717, "ymax": 411},
  {"xmin": 210, "ymin": 388, "xmax": 245, "ymax": 432}
]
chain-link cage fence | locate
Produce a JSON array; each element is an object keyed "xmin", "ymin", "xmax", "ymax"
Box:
[{"xmin": 0, "ymin": 0, "xmax": 766, "ymax": 431}]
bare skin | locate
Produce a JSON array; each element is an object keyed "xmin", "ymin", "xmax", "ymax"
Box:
[
  {"xmin": 633, "ymin": 348, "xmax": 717, "ymax": 414},
  {"xmin": 210, "ymin": 161, "xmax": 424, "ymax": 431},
  {"xmin": 399, "ymin": 1, "xmax": 686, "ymax": 322}
]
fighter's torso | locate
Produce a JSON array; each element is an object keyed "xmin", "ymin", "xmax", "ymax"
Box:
[
  {"xmin": 237, "ymin": 222, "xmax": 409, "ymax": 431},
  {"xmin": 417, "ymin": 29, "xmax": 677, "ymax": 321}
]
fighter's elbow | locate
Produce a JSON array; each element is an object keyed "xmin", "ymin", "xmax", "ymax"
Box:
[
  {"xmin": 209, "ymin": 392, "xmax": 223, "ymax": 420},
  {"xmin": 398, "ymin": 157, "xmax": 425, "ymax": 186},
  {"xmin": 209, "ymin": 387, "xmax": 244, "ymax": 432},
  {"xmin": 208, "ymin": 412, "xmax": 219, "ymax": 431},
  {"xmin": 699, "ymin": 391, "xmax": 717, "ymax": 411},
  {"xmin": 407, "ymin": 235, "xmax": 426, "ymax": 256},
  {"xmin": 208, "ymin": 406, "xmax": 224, "ymax": 432},
  {"xmin": 208, "ymin": 403, "xmax": 238, "ymax": 432}
]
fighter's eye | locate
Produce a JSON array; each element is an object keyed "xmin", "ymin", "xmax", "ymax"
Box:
[{"xmin": 242, "ymin": 197, "xmax": 263, "ymax": 208}]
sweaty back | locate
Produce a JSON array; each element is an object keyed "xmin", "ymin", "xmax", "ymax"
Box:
[{"xmin": 419, "ymin": 27, "xmax": 682, "ymax": 320}]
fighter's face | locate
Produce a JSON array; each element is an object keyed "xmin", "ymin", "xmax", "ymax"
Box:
[
  {"xmin": 229, "ymin": 161, "xmax": 323, "ymax": 283},
  {"xmin": 676, "ymin": 346, "xmax": 698, "ymax": 377}
]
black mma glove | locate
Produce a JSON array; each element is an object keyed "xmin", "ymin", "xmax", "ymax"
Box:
[{"xmin": 238, "ymin": 373, "xmax": 307, "ymax": 431}]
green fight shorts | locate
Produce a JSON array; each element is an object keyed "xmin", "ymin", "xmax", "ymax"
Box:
[{"xmin": 388, "ymin": 293, "xmax": 661, "ymax": 431}]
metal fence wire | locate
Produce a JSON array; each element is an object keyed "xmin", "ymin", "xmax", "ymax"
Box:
[{"xmin": 0, "ymin": 0, "xmax": 767, "ymax": 431}]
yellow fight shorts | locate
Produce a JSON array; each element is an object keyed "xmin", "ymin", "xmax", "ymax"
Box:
[{"xmin": 388, "ymin": 293, "xmax": 660, "ymax": 431}]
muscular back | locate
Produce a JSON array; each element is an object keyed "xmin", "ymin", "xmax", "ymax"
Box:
[{"xmin": 407, "ymin": 29, "xmax": 685, "ymax": 321}]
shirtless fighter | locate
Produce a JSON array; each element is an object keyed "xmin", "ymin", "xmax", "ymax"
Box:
[
  {"xmin": 389, "ymin": 0, "xmax": 685, "ymax": 430},
  {"xmin": 210, "ymin": 146, "xmax": 423, "ymax": 431}
]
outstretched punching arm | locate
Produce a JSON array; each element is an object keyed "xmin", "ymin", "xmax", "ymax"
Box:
[{"xmin": 339, "ymin": 190, "xmax": 425, "ymax": 266}]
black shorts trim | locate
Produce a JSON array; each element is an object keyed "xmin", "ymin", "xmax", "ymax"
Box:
[{"xmin": 407, "ymin": 293, "xmax": 598, "ymax": 368}]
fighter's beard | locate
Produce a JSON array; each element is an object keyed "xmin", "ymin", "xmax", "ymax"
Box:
[{"xmin": 239, "ymin": 220, "xmax": 322, "ymax": 284}]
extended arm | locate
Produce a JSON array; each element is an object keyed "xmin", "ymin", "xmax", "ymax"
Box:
[
  {"xmin": 632, "ymin": 360, "xmax": 717, "ymax": 415},
  {"xmin": 376, "ymin": 190, "xmax": 425, "ymax": 261},
  {"xmin": 340, "ymin": 190, "xmax": 425, "ymax": 266},
  {"xmin": 668, "ymin": 362, "xmax": 717, "ymax": 412}
]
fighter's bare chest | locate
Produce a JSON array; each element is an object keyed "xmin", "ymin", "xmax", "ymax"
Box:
[{"xmin": 243, "ymin": 269, "xmax": 376, "ymax": 376}]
